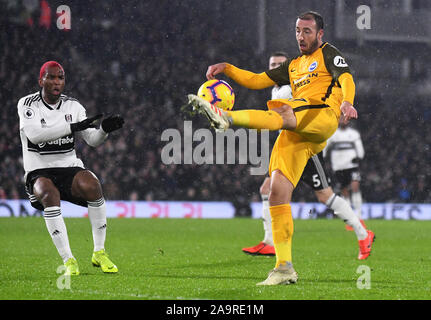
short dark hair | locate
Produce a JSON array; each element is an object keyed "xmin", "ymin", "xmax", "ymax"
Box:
[
  {"xmin": 298, "ymin": 11, "xmax": 324, "ymax": 31},
  {"xmin": 270, "ymin": 51, "xmax": 288, "ymax": 59}
]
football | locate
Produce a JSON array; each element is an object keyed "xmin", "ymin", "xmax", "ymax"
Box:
[{"xmin": 197, "ymin": 79, "xmax": 235, "ymax": 111}]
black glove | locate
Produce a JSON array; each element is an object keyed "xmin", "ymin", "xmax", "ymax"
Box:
[
  {"xmin": 101, "ymin": 114, "xmax": 125, "ymax": 133},
  {"xmin": 70, "ymin": 114, "xmax": 103, "ymax": 132}
]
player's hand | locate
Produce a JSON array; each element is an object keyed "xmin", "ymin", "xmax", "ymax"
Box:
[
  {"xmin": 101, "ymin": 114, "xmax": 125, "ymax": 133},
  {"xmin": 206, "ymin": 63, "xmax": 227, "ymax": 80},
  {"xmin": 340, "ymin": 101, "xmax": 357, "ymax": 124},
  {"xmin": 70, "ymin": 114, "xmax": 103, "ymax": 132}
]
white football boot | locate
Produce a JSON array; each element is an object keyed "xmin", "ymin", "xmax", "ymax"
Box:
[
  {"xmin": 256, "ymin": 262, "xmax": 298, "ymax": 286},
  {"xmin": 187, "ymin": 94, "xmax": 230, "ymax": 132}
]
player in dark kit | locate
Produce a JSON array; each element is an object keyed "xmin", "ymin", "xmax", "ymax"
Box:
[{"xmin": 18, "ymin": 61, "xmax": 124, "ymax": 275}]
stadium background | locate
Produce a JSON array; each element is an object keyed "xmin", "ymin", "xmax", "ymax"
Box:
[{"xmin": 0, "ymin": 0, "xmax": 430, "ymax": 216}]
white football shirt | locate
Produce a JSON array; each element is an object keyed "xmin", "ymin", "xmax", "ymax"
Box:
[
  {"xmin": 17, "ymin": 91, "xmax": 108, "ymax": 179},
  {"xmin": 271, "ymin": 85, "xmax": 292, "ymax": 135},
  {"xmin": 271, "ymin": 84, "xmax": 292, "ymax": 100},
  {"xmin": 324, "ymin": 126, "xmax": 364, "ymax": 172}
]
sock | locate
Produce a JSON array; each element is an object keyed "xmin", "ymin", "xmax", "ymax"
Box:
[
  {"xmin": 351, "ymin": 191, "xmax": 363, "ymax": 219},
  {"xmin": 226, "ymin": 110, "xmax": 283, "ymax": 130},
  {"xmin": 261, "ymin": 195, "xmax": 273, "ymax": 246},
  {"xmin": 269, "ymin": 203, "xmax": 294, "ymax": 268},
  {"xmin": 326, "ymin": 194, "xmax": 367, "ymax": 240},
  {"xmin": 342, "ymin": 194, "xmax": 351, "ymax": 207},
  {"xmin": 88, "ymin": 198, "xmax": 107, "ymax": 252},
  {"xmin": 43, "ymin": 206, "xmax": 74, "ymax": 263}
]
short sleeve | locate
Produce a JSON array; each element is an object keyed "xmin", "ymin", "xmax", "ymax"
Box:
[{"xmin": 17, "ymin": 97, "xmax": 40, "ymax": 130}]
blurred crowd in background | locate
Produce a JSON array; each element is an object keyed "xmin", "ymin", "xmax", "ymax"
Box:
[{"xmin": 0, "ymin": 0, "xmax": 430, "ymax": 211}]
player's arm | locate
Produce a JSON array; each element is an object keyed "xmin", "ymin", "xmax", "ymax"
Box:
[
  {"xmin": 77, "ymin": 105, "xmax": 124, "ymax": 147},
  {"xmin": 338, "ymin": 73, "xmax": 357, "ymax": 123},
  {"xmin": 323, "ymin": 45, "xmax": 357, "ymax": 123},
  {"xmin": 75, "ymin": 104, "xmax": 107, "ymax": 147},
  {"xmin": 18, "ymin": 98, "xmax": 71, "ymax": 144},
  {"xmin": 79, "ymin": 125, "xmax": 108, "ymax": 147},
  {"xmin": 206, "ymin": 63, "xmax": 276, "ymax": 89},
  {"xmin": 339, "ymin": 73, "xmax": 355, "ymax": 106}
]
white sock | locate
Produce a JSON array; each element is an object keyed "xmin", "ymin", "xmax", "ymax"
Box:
[
  {"xmin": 88, "ymin": 198, "xmax": 107, "ymax": 252},
  {"xmin": 342, "ymin": 194, "xmax": 351, "ymax": 207},
  {"xmin": 261, "ymin": 196, "xmax": 273, "ymax": 246},
  {"xmin": 326, "ymin": 194, "xmax": 368, "ymax": 240},
  {"xmin": 351, "ymin": 191, "xmax": 363, "ymax": 219},
  {"xmin": 43, "ymin": 206, "xmax": 74, "ymax": 263}
]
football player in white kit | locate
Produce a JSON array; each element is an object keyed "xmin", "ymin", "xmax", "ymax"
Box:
[
  {"xmin": 18, "ymin": 61, "xmax": 124, "ymax": 275},
  {"xmin": 242, "ymin": 53, "xmax": 374, "ymax": 260},
  {"xmin": 325, "ymin": 120, "xmax": 365, "ymax": 227}
]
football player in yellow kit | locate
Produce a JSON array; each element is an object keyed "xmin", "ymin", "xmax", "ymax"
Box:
[
  {"xmin": 242, "ymin": 53, "xmax": 372, "ymax": 262},
  {"xmin": 188, "ymin": 11, "xmax": 375, "ymax": 286}
]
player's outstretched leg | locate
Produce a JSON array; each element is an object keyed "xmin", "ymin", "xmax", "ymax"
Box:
[
  {"xmin": 321, "ymin": 192, "xmax": 375, "ymax": 259},
  {"xmin": 187, "ymin": 94, "xmax": 286, "ymax": 132}
]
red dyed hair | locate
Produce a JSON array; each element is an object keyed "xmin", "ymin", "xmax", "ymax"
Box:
[{"xmin": 39, "ymin": 61, "xmax": 64, "ymax": 80}]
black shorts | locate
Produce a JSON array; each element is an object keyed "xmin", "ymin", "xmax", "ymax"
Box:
[
  {"xmin": 334, "ymin": 168, "xmax": 361, "ymax": 189},
  {"xmin": 300, "ymin": 152, "xmax": 331, "ymax": 191},
  {"xmin": 25, "ymin": 167, "xmax": 88, "ymax": 211}
]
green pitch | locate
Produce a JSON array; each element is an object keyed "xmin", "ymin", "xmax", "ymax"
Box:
[{"xmin": 1, "ymin": 217, "xmax": 430, "ymax": 300}]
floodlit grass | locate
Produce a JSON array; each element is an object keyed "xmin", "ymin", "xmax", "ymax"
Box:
[{"xmin": 1, "ymin": 217, "xmax": 430, "ymax": 300}]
